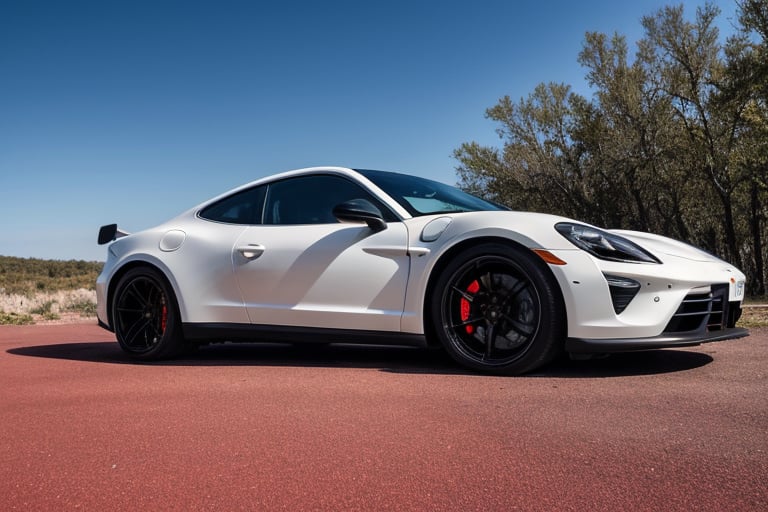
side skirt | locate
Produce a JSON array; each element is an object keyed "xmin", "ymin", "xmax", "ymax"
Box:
[{"xmin": 182, "ymin": 323, "xmax": 429, "ymax": 348}]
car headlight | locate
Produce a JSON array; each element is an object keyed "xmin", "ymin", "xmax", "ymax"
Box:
[{"xmin": 555, "ymin": 222, "xmax": 660, "ymax": 264}]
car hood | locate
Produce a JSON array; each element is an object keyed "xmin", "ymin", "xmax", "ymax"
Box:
[{"xmin": 611, "ymin": 230, "xmax": 722, "ymax": 263}]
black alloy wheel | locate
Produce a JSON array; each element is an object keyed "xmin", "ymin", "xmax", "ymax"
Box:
[
  {"xmin": 432, "ymin": 243, "xmax": 565, "ymax": 375},
  {"xmin": 112, "ymin": 267, "xmax": 183, "ymax": 360}
]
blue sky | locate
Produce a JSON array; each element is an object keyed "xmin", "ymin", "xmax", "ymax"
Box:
[{"xmin": 0, "ymin": 0, "xmax": 738, "ymax": 261}]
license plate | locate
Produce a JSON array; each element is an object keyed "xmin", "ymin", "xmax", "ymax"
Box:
[{"xmin": 736, "ymin": 281, "xmax": 745, "ymax": 298}]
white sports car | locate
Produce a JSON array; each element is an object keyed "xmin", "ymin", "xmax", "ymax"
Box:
[{"xmin": 96, "ymin": 167, "xmax": 748, "ymax": 374}]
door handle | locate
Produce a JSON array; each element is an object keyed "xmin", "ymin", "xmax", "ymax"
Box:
[{"xmin": 236, "ymin": 244, "xmax": 265, "ymax": 260}]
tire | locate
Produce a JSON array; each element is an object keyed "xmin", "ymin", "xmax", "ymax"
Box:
[
  {"xmin": 430, "ymin": 243, "xmax": 565, "ymax": 375},
  {"xmin": 111, "ymin": 267, "xmax": 184, "ymax": 360}
]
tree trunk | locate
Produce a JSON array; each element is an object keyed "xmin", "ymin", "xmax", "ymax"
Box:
[
  {"xmin": 750, "ymin": 182, "xmax": 765, "ymax": 295},
  {"xmin": 719, "ymin": 191, "xmax": 741, "ymax": 268}
]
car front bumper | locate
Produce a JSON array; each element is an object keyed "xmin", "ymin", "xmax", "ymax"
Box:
[{"xmin": 566, "ymin": 326, "xmax": 749, "ymax": 353}]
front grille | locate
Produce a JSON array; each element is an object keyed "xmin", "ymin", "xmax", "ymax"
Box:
[{"xmin": 664, "ymin": 284, "xmax": 731, "ymax": 334}]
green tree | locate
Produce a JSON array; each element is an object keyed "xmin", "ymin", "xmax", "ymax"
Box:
[
  {"xmin": 639, "ymin": 3, "xmax": 751, "ymax": 267},
  {"xmin": 576, "ymin": 31, "xmax": 692, "ymax": 238},
  {"xmin": 455, "ymin": 83, "xmax": 601, "ymax": 223}
]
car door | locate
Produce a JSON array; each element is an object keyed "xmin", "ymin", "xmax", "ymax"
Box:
[{"xmin": 232, "ymin": 174, "xmax": 410, "ymax": 332}]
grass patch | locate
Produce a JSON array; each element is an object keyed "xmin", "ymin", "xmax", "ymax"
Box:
[
  {"xmin": 0, "ymin": 310, "xmax": 34, "ymax": 325},
  {"xmin": 29, "ymin": 300, "xmax": 60, "ymax": 321},
  {"xmin": 30, "ymin": 300, "xmax": 55, "ymax": 315},
  {"xmin": 64, "ymin": 299, "xmax": 97, "ymax": 317},
  {"xmin": 738, "ymin": 305, "xmax": 768, "ymax": 328}
]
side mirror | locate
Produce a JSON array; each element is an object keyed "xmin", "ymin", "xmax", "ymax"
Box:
[{"xmin": 333, "ymin": 199, "xmax": 387, "ymax": 232}]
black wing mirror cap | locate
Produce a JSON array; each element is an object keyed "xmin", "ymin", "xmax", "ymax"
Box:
[{"xmin": 332, "ymin": 199, "xmax": 387, "ymax": 232}]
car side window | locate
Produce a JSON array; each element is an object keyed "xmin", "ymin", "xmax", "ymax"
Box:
[
  {"xmin": 264, "ymin": 175, "xmax": 396, "ymax": 225},
  {"xmin": 199, "ymin": 185, "xmax": 266, "ymax": 224}
]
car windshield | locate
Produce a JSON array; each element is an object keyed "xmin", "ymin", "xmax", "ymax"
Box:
[{"xmin": 356, "ymin": 169, "xmax": 507, "ymax": 217}]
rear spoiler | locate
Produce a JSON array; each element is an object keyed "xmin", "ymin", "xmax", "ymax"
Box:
[{"xmin": 98, "ymin": 224, "xmax": 131, "ymax": 245}]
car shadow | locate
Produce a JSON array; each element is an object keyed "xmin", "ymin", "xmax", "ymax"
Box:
[{"xmin": 6, "ymin": 340, "xmax": 714, "ymax": 378}]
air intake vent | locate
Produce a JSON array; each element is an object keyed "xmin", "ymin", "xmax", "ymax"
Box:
[
  {"xmin": 604, "ymin": 275, "xmax": 641, "ymax": 314},
  {"xmin": 664, "ymin": 284, "xmax": 731, "ymax": 334},
  {"xmin": 707, "ymin": 285, "xmax": 727, "ymax": 330}
]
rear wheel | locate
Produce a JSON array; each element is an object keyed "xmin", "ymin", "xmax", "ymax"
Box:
[
  {"xmin": 431, "ymin": 243, "xmax": 565, "ymax": 375},
  {"xmin": 112, "ymin": 267, "xmax": 183, "ymax": 360}
]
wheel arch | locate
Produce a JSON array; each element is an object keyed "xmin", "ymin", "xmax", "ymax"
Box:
[
  {"xmin": 105, "ymin": 259, "xmax": 182, "ymax": 329},
  {"xmin": 422, "ymin": 236, "xmax": 568, "ymax": 346}
]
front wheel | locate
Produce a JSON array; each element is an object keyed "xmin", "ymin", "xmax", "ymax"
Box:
[
  {"xmin": 430, "ymin": 243, "xmax": 565, "ymax": 375},
  {"xmin": 111, "ymin": 267, "xmax": 184, "ymax": 360}
]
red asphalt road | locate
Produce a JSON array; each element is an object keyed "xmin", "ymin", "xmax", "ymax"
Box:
[{"xmin": 1, "ymin": 323, "xmax": 766, "ymax": 511}]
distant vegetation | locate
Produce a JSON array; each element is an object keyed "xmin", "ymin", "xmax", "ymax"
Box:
[
  {"xmin": 0, "ymin": 256, "xmax": 102, "ymax": 325},
  {"xmin": 0, "ymin": 256, "xmax": 102, "ymax": 295}
]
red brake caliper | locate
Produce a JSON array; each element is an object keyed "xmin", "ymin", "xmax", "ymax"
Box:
[
  {"xmin": 160, "ymin": 304, "xmax": 168, "ymax": 333},
  {"xmin": 460, "ymin": 280, "xmax": 480, "ymax": 334}
]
